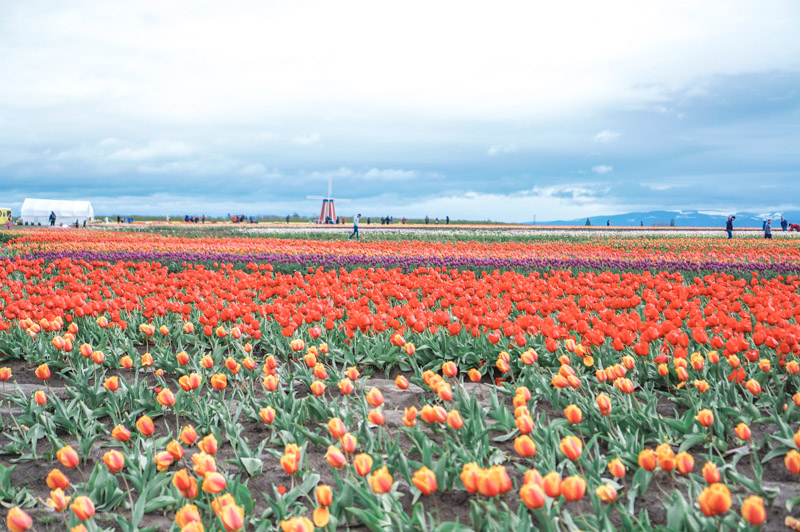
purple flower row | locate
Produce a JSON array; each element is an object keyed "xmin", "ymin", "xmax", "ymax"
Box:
[{"xmin": 6, "ymin": 250, "xmax": 800, "ymax": 275}]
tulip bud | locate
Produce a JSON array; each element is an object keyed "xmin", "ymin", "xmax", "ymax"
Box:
[
  {"xmin": 561, "ymin": 475, "xmax": 586, "ymax": 502},
  {"xmin": 136, "ymin": 415, "xmax": 155, "ymax": 436},
  {"xmin": 6, "ymin": 507, "xmax": 33, "ymax": 532},
  {"xmin": 514, "ymin": 435, "xmax": 537, "ymax": 458},
  {"xmin": 180, "ymin": 425, "xmax": 198, "ymax": 445},
  {"xmin": 740, "ymin": 495, "xmax": 766, "ymax": 526},
  {"xmin": 353, "ymin": 453, "xmax": 373, "ymax": 477},
  {"xmin": 595, "ymin": 482, "xmax": 618, "ymax": 503},
  {"xmin": 412, "ymin": 466, "xmax": 437, "ymax": 495},
  {"xmin": 202, "ymin": 471, "xmax": 227, "ymax": 493},
  {"xmin": 56, "ymin": 445, "xmax": 79, "ymax": 469},
  {"xmin": 69, "ymin": 496, "xmax": 95, "ymax": 521},
  {"xmin": 103, "ymin": 450, "xmax": 125, "ymax": 473},
  {"xmin": 46, "ymin": 469, "xmax": 70, "ymax": 490},
  {"xmin": 608, "ymin": 458, "xmax": 626, "ymax": 479},
  {"xmin": 368, "ymin": 466, "xmax": 393, "ymax": 494}
]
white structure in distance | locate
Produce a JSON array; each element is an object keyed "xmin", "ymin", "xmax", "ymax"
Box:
[{"xmin": 20, "ymin": 198, "xmax": 95, "ymax": 226}]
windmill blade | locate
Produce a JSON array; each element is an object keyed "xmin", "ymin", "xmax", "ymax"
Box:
[
  {"xmin": 334, "ymin": 199, "xmax": 351, "ymax": 203},
  {"xmin": 306, "ymin": 196, "xmax": 327, "ymax": 200}
]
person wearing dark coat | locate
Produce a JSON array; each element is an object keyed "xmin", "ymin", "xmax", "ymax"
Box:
[{"xmin": 725, "ymin": 215, "xmax": 736, "ymax": 239}]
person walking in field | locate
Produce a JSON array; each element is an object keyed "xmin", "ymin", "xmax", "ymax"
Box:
[
  {"xmin": 764, "ymin": 219, "xmax": 772, "ymax": 239},
  {"xmin": 348, "ymin": 213, "xmax": 361, "ymax": 240},
  {"xmin": 726, "ymin": 215, "xmax": 736, "ymax": 239},
  {"xmin": 49, "ymin": 211, "xmax": 56, "ymax": 226},
  {"xmin": 781, "ymin": 216, "xmax": 788, "ymax": 231}
]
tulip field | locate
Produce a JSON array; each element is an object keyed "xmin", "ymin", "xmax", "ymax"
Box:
[{"xmin": 2, "ymin": 226, "xmax": 800, "ymax": 531}]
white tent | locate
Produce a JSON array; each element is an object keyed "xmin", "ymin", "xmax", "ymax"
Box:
[{"xmin": 20, "ymin": 198, "xmax": 95, "ymax": 226}]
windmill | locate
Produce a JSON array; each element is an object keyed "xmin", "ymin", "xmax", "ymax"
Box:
[{"xmin": 307, "ymin": 176, "xmax": 349, "ymax": 224}]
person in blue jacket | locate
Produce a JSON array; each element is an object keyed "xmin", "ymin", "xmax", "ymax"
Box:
[
  {"xmin": 781, "ymin": 217, "xmax": 788, "ymax": 231},
  {"xmin": 725, "ymin": 215, "xmax": 736, "ymax": 239},
  {"xmin": 348, "ymin": 213, "xmax": 361, "ymax": 240}
]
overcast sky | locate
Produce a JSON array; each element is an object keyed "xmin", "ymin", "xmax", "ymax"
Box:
[{"xmin": 1, "ymin": 1, "xmax": 799, "ymax": 221}]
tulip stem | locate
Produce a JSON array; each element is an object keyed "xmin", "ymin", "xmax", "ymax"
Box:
[{"xmin": 121, "ymin": 472, "xmax": 135, "ymax": 521}]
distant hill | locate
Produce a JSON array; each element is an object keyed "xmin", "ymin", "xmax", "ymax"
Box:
[{"xmin": 529, "ymin": 210, "xmax": 800, "ymax": 228}]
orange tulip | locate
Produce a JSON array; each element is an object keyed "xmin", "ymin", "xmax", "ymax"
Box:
[
  {"xmin": 368, "ymin": 408, "xmax": 386, "ymax": 425},
  {"xmin": 520, "ymin": 481, "xmax": 546, "ymax": 509},
  {"xmin": 740, "ymin": 495, "xmax": 766, "ymax": 526},
  {"xmin": 218, "ymin": 501, "xmax": 245, "ymax": 531},
  {"xmin": 281, "ymin": 451, "xmax": 301, "ymax": 475},
  {"xmin": 442, "ymin": 361, "xmax": 458, "ymax": 377},
  {"xmin": 353, "ymin": 453, "xmax": 373, "ymax": 477},
  {"xmin": 786, "ymin": 450, "xmax": 800, "ymax": 475},
  {"xmin": 136, "ymin": 415, "xmax": 155, "ymax": 436},
  {"xmin": 697, "ymin": 483, "xmax": 731, "ymax": 517},
  {"xmin": 192, "ymin": 452, "xmax": 217, "ymax": 477},
  {"xmin": 514, "ymin": 435, "xmax": 537, "ymax": 458},
  {"xmin": 316, "ymin": 484, "xmax": 333, "ymax": 507},
  {"xmin": 120, "ymin": 355, "xmax": 133, "ymax": 369},
  {"xmin": 564, "ymin": 404, "xmax": 582, "ymax": 424},
  {"xmin": 366, "ymin": 387, "xmax": 384, "ymax": 407},
  {"xmin": 446, "ymin": 409, "xmax": 464, "ymax": 430},
  {"xmin": 734, "ymin": 422, "xmax": 751, "ymax": 441},
  {"xmin": 141, "ymin": 353, "xmax": 153, "ymax": 366},
  {"xmin": 155, "ymin": 450, "xmax": 175, "ymax": 472},
  {"xmin": 403, "ymin": 406, "xmax": 418, "ymax": 427},
  {"xmin": 559, "ymin": 435, "xmax": 583, "ymax": 461},
  {"xmin": 337, "ymin": 379, "xmax": 354, "ymax": 395},
  {"xmin": 157, "ymin": 388, "xmax": 176, "ymax": 407},
  {"xmin": 656, "ymin": 443, "xmax": 675, "ymax": 472},
  {"xmin": 103, "ymin": 450, "xmax": 125, "ymax": 473},
  {"xmin": 702, "ymin": 462, "xmax": 721, "ymax": 484},
  {"xmin": 368, "ymin": 466, "xmax": 393, "ymax": 494},
  {"xmin": 173, "ymin": 469, "xmax": 199, "ymax": 499},
  {"xmin": 166, "ymin": 439, "xmax": 185, "ymax": 460},
  {"xmin": 313, "ymin": 506, "xmax": 330, "ymax": 528},
  {"xmin": 210, "ymin": 373, "xmax": 227, "ymax": 390},
  {"xmin": 309, "ymin": 380, "xmax": 325, "ymax": 396},
  {"xmin": 412, "ymin": 466, "xmax": 438, "ymax": 495},
  {"xmin": 180, "ymin": 425, "xmax": 198, "ymax": 445},
  {"xmin": 56, "ymin": 445, "xmax": 79, "ymax": 469},
  {"xmin": 325, "ymin": 445, "xmax": 346, "ymax": 468},
  {"xmin": 675, "ymin": 451, "xmax": 694, "ymax": 475},
  {"xmin": 327, "ymin": 417, "xmax": 346, "ymax": 439},
  {"xmin": 745, "ymin": 379, "xmax": 762, "ymax": 396},
  {"xmin": 638, "ymin": 449, "xmax": 657, "ymax": 471},
  {"xmin": 70, "ymin": 495, "xmax": 95, "ymax": 521},
  {"xmin": 0, "ymin": 367, "xmax": 11, "ymax": 381},
  {"xmin": 198, "ymin": 434, "xmax": 218, "ymax": 455},
  {"xmin": 478, "ymin": 466, "xmax": 512, "ymax": 497},
  {"xmin": 340, "ymin": 433, "xmax": 358, "ymax": 454},
  {"xmin": 46, "ymin": 488, "xmax": 69, "ymax": 512},
  {"xmin": 34, "ymin": 390, "xmax": 47, "ymax": 405},
  {"xmin": 46, "ymin": 468, "xmax": 70, "ymax": 490},
  {"xmin": 515, "ymin": 414, "xmax": 534, "ymax": 435},
  {"xmin": 260, "ymin": 406, "xmax": 276, "ymax": 425},
  {"xmin": 35, "ymin": 363, "xmax": 50, "ymax": 380},
  {"xmin": 595, "ymin": 482, "xmax": 618, "ymax": 503},
  {"xmin": 596, "ymin": 393, "xmax": 612, "ymax": 415},
  {"xmin": 6, "ymin": 507, "xmax": 33, "ymax": 532},
  {"xmin": 561, "ymin": 475, "xmax": 586, "ymax": 502},
  {"xmin": 395, "ymin": 375, "xmax": 410, "ymax": 389},
  {"xmin": 468, "ymin": 368, "xmax": 482, "ymax": 382},
  {"xmin": 280, "ymin": 516, "xmax": 314, "ymax": 532},
  {"xmin": 175, "ymin": 504, "xmax": 203, "ymax": 528},
  {"xmin": 202, "ymin": 471, "xmax": 227, "ymax": 493},
  {"xmin": 103, "ymin": 376, "xmax": 119, "ymax": 392}
]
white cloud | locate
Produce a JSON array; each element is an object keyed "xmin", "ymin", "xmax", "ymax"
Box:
[
  {"xmin": 593, "ymin": 130, "xmax": 620, "ymax": 143},
  {"xmin": 641, "ymin": 183, "xmax": 688, "ymax": 191},
  {"xmin": 592, "ymin": 165, "xmax": 613, "ymax": 174},
  {"xmin": 293, "ymin": 132, "xmax": 320, "ymax": 146},
  {"xmin": 487, "ymin": 144, "xmax": 518, "ymax": 156}
]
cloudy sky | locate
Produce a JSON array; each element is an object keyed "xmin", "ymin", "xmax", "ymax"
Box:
[{"xmin": 1, "ymin": 1, "xmax": 799, "ymax": 222}]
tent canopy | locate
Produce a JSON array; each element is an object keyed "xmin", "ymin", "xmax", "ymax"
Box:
[{"xmin": 20, "ymin": 198, "xmax": 95, "ymax": 225}]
